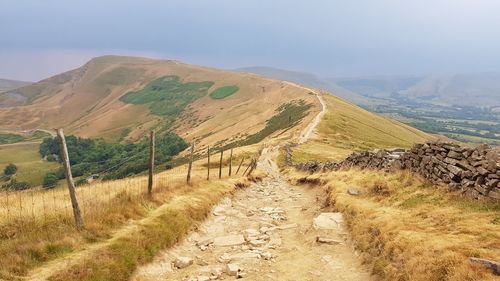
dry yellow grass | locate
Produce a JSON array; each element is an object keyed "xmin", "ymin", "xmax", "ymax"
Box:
[
  {"xmin": 0, "ymin": 147, "xmax": 260, "ymax": 280},
  {"xmin": 288, "ymin": 168, "xmax": 500, "ymax": 281}
]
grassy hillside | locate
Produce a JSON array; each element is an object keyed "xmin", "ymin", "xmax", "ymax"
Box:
[
  {"xmin": 291, "ymin": 94, "xmax": 433, "ymax": 162},
  {"xmin": 0, "ymin": 56, "xmax": 320, "ymax": 149}
]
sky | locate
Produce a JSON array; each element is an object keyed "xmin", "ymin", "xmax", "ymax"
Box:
[{"xmin": 1, "ymin": 0, "xmax": 500, "ymax": 81}]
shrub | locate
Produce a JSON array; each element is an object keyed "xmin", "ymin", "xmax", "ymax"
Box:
[
  {"xmin": 2, "ymin": 179, "xmax": 31, "ymax": 190},
  {"xmin": 75, "ymin": 178, "xmax": 88, "ymax": 186},
  {"xmin": 4, "ymin": 163, "xmax": 17, "ymax": 175},
  {"xmin": 43, "ymin": 173, "xmax": 59, "ymax": 188}
]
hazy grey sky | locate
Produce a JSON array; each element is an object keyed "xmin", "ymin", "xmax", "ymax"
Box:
[{"xmin": 1, "ymin": 0, "xmax": 500, "ymax": 81}]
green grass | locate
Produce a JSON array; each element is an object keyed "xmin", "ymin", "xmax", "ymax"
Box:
[
  {"xmin": 120, "ymin": 76, "xmax": 214, "ymax": 118},
  {"xmin": 0, "ymin": 133, "xmax": 25, "ymax": 144},
  {"xmin": 209, "ymin": 85, "xmax": 239, "ymax": 99},
  {"xmin": 240, "ymin": 100, "xmax": 312, "ymax": 145},
  {"xmin": 0, "ymin": 142, "xmax": 60, "ymax": 186},
  {"xmin": 221, "ymin": 100, "xmax": 312, "ymax": 150}
]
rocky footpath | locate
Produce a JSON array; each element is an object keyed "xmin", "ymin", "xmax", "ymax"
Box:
[
  {"xmin": 288, "ymin": 142, "xmax": 500, "ymax": 200},
  {"xmin": 132, "ymin": 147, "xmax": 371, "ymax": 281}
]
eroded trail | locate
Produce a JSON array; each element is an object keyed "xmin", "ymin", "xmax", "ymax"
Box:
[{"xmin": 132, "ymin": 147, "xmax": 372, "ymax": 281}]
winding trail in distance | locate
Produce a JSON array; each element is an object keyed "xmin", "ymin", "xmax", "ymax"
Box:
[{"xmin": 298, "ymin": 92, "xmax": 326, "ymax": 144}]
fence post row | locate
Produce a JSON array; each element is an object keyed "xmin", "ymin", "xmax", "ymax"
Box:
[
  {"xmin": 228, "ymin": 148, "xmax": 233, "ymax": 176},
  {"xmin": 207, "ymin": 145, "xmax": 211, "ymax": 180},
  {"xmin": 148, "ymin": 130, "xmax": 155, "ymax": 195},
  {"xmin": 235, "ymin": 157, "xmax": 245, "ymax": 175},
  {"xmin": 219, "ymin": 149, "xmax": 224, "ymax": 179},
  {"xmin": 242, "ymin": 159, "xmax": 253, "ymax": 176},
  {"xmin": 247, "ymin": 159, "xmax": 257, "ymax": 176},
  {"xmin": 56, "ymin": 128, "xmax": 85, "ymax": 231},
  {"xmin": 187, "ymin": 141, "xmax": 195, "ymax": 184}
]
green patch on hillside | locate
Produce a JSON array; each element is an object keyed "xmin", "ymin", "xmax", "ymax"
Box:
[
  {"xmin": 0, "ymin": 133, "xmax": 25, "ymax": 144},
  {"xmin": 209, "ymin": 85, "xmax": 239, "ymax": 99},
  {"xmin": 218, "ymin": 100, "xmax": 312, "ymax": 150},
  {"xmin": 120, "ymin": 76, "xmax": 214, "ymax": 118},
  {"xmin": 0, "ymin": 131, "xmax": 51, "ymax": 145}
]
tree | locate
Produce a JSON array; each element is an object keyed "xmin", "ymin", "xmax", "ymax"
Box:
[
  {"xmin": 43, "ymin": 173, "xmax": 58, "ymax": 188},
  {"xmin": 4, "ymin": 163, "xmax": 17, "ymax": 175}
]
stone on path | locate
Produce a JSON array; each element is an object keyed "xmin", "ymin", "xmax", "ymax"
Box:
[
  {"xmin": 316, "ymin": 237, "xmax": 343, "ymax": 245},
  {"xmin": 276, "ymin": 223, "xmax": 298, "ymax": 230},
  {"xmin": 173, "ymin": 256, "xmax": 193, "ymax": 269},
  {"xmin": 313, "ymin": 213, "xmax": 344, "ymax": 230},
  {"xmin": 347, "ymin": 188, "xmax": 360, "ymax": 196},
  {"xmin": 229, "ymin": 252, "xmax": 261, "ymax": 260},
  {"xmin": 213, "ymin": 234, "xmax": 246, "ymax": 247},
  {"xmin": 225, "ymin": 263, "xmax": 241, "ymax": 276}
]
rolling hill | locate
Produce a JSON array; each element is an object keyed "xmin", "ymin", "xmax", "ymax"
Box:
[
  {"xmin": 0, "ymin": 56, "xmax": 321, "ymax": 149},
  {"xmin": 237, "ymin": 66, "xmax": 500, "ymax": 144},
  {"xmin": 0, "ymin": 78, "xmax": 32, "ymax": 93}
]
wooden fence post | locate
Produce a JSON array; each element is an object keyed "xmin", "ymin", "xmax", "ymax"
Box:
[
  {"xmin": 235, "ymin": 157, "xmax": 245, "ymax": 175},
  {"xmin": 56, "ymin": 128, "xmax": 85, "ymax": 231},
  {"xmin": 242, "ymin": 159, "xmax": 253, "ymax": 176},
  {"xmin": 187, "ymin": 141, "xmax": 195, "ymax": 184},
  {"xmin": 148, "ymin": 130, "xmax": 155, "ymax": 195},
  {"xmin": 219, "ymin": 149, "xmax": 224, "ymax": 179},
  {"xmin": 207, "ymin": 145, "xmax": 210, "ymax": 180},
  {"xmin": 228, "ymin": 148, "xmax": 233, "ymax": 176},
  {"xmin": 248, "ymin": 159, "xmax": 257, "ymax": 176}
]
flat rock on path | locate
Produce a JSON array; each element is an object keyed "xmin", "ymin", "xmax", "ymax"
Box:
[{"xmin": 132, "ymin": 147, "xmax": 372, "ymax": 281}]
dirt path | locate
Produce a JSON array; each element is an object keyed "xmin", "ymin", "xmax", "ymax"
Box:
[
  {"xmin": 298, "ymin": 93, "xmax": 326, "ymax": 144},
  {"xmin": 132, "ymin": 147, "xmax": 372, "ymax": 281}
]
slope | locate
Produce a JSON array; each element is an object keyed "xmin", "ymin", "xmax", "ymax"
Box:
[
  {"xmin": 0, "ymin": 56, "xmax": 321, "ymax": 149},
  {"xmin": 290, "ymin": 94, "xmax": 434, "ymax": 162}
]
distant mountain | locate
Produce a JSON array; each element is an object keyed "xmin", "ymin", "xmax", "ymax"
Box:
[
  {"xmin": 399, "ymin": 73, "xmax": 500, "ymax": 107},
  {"xmin": 237, "ymin": 67, "xmax": 500, "ymax": 108},
  {"xmin": 0, "ymin": 56, "xmax": 322, "ymax": 147},
  {"xmin": 0, "ymin": 78, "xmax": 32, "ymax": 93},
  {"xmin": 235, "ymin": 66, "xmax": 372, "ymax": 105}
]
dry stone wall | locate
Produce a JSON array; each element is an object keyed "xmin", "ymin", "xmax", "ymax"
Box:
[{"xmin": 288, "ymin": 142, "xmax": 500, "ymax": 200}]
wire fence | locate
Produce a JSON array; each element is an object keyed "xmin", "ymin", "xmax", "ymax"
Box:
[
  {"xmin": 0, "ymin": 164, "xmax": 189, "ymax": 227},
  {"xmin": 0, "ymin": 148, "xmax": 257, "ymax": 229}
]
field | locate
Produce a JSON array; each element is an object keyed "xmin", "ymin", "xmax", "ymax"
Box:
[
  {"xmin": 373, "ymin": 100, "xmax": 500, "ymax": 145},
  {"xmin": 289, "ymin": 168, "xmax": 500, "ymax": 280},
  {"xmin": 0, "ymin": 145, "xmax": 260, "ymax": 280},
  {"xmin": 0, "ymin": 142, "xmax": 59, "ymax": 186}
]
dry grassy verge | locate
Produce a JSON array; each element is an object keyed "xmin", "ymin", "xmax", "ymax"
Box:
[
  {"xmin": 48, "ymin": 177, "xmax": 248, "ymax": 281},
  {"xmin": 289, "ymin": 168, "xmax": 499, "ymax": 281}
]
